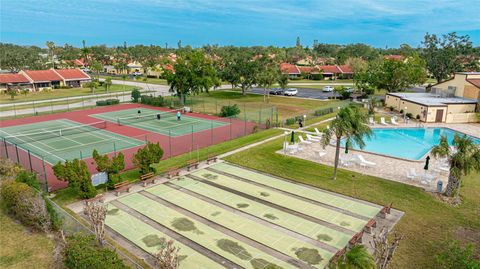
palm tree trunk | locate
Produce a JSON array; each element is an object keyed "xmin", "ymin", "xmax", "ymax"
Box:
[
  {"xmin": 445, "ymin": 172, "xmax": 459, "ymax": 197},
  {"xmin": 332, "ymin": 137, "xmax": 341, "ymax": 180}
]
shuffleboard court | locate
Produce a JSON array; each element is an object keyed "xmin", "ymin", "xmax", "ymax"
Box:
[
  {"xmin": 90, "ymin": 108, "xmax": 228, "ymax": 137},
  {"xmin": 0, "ymin": 119, "xmax": 145, "ymax": 164}
]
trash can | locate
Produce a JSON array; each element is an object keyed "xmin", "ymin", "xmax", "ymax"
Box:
[{"xmin": 437, "ymin": 180, "xmax": 443, "ymax": 193}]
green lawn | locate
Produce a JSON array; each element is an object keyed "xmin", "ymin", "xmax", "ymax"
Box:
[
  {"xmin": 0, "ymin": 208, "xmax": 55, "ymax": 269},
  {"xmin": 99, "ymin": 75, "xmax": 168, "ymax": 85},
  {"xmin": 223, "ymin": 136, "xmax": 480, "ymax": 269},
  {"xmin": 1, "ymin": 84, "xmax": 136, "ymax": 103}
]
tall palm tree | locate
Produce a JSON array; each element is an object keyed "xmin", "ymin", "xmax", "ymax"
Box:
[
  {"xmin": 321, "ymin": 105, "xmax": 372, "ymax": 180},
  {"xmin": 431, "ymin": 134, "xmax": 480, "ymax": 202},
  {"xmin": 46, "ymin": 41, "xmax": 56, "ymax": 68}
]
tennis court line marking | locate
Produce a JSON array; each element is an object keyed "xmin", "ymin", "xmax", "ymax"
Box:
[{"xmin": 0, "ymin": 128, "xmax": 66, "ymax": 162}]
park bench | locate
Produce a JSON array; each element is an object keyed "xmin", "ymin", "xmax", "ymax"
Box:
[
  {"xmin": 206, "ymin": 155, "xmax": 218, "ymax": 164},
  {"xmin": 114, "ymin": 181, "xmax": 131, "ymax": 196},
  {"xmin": 86, "ymin": 194, "xmax": 104, "ymax": 204},
  {"xmin": 364, "ymin": 218, "xmax": 377, "ymax": 234},
  {"xmin": 348, "ymin": 231, "xmax": 364, "ymax": 247},
  {"xmin": 186, "ymin": 160, "xmax": 199, "ymax": 171},
  {"xmin": 167, "ymin": 168, "xmax": 180, "ymax": 179},
  {"xmin": 331, "ymin": 248, "xmax": 346, "ymax": 263},
  {"xmin": 140, "ymin": 172, "xmax": 155, "ymax": 187},
  {"xmin": 379, "ymin": 202, "xmax": 393, "ymax": 218}
]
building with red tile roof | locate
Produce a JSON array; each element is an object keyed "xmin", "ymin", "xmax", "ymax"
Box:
[
  {"xmin": 280, "ymin": 63, "xmax": 301, "ymax": 78},
  {"xmin": 21, "ymin": 70, "xmax": 63, "ymax": 82},
  {"xmin": 0, "ymin": 73, "xmax": 33, "ymax": 91},
  {"xmin": 53, "ymin": 69, "xmax": 91, "ymax": 87}
]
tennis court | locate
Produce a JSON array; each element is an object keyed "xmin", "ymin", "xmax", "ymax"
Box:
[
  {"xmin": 90, "ymin": 108, "xmax": 229, "ymax": 137},
  {"xmin": 0, "ymin": 119, "xmax": 145, "ymax": 164},
  {"xmin": 105, "ymin": 163, "xmax": 383, "ymax": 269}
]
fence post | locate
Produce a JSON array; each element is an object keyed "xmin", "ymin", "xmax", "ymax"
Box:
[
  {"xmin": 3, "ymin": 138, "xmax": 8, "ymax": 158},
  {"xmin": 32, "ymin": 101, "xmax": 36, "ymax": 115},
  {"xmin": 169, "ymin": 130, "xmax": 172, "ymax": 158},
  {"xmin": 28, "ymin": 150, "xmax": 33, "ymax": 171},
  {"xmin": 66, "ymin": 97, "xmax": 70, "ymax": 111},
  {"xmin": 80, "ymin": 150, "xmax": 83, "ymax": 160},
  {"xmin": 191, "ymin": 125, "xmax": 194, "ymax": 152},
  {"xmin": 215, "ymin": 100, "xmax": 218, "ymax": 115},
  {"xmin": 15, "ymin": 144, "xmax": 20, "ymax": 163},
  {"xmin": 13, "ymin": 104, "xmax": 16, "ymax": 117},
  {"xmin": 113, "ymin": 141, "xmax": 117, "ymax": 155},
  {"xmin": 42, "ymin": 156, "xmax": 49, "ymax": 193},
  {"xmin": 211, "ymin": 120, "xmax": 214, "ymax": 146},
  {"xmin": 50, "ymin": 100, "xmax": 54, "ymax": 113},
  {"xmin": 229, "ymin": 117, "xmax": 232, "ymax": 140},
  {"xmin": 244, "ymin": 108, "xmax": 247, "ymax": 135}
]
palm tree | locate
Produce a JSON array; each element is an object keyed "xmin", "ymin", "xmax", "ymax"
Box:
[
  {"xmin": 431, "ymin": 134, "xmax": 480, "ymax": 202},
  {"xmin": 321, "ymin": 105, "xmax": 372, "ymax": 180},
  {"xmin": 46, "ymin": 41, "xmax": 56, "ymax": 68}
]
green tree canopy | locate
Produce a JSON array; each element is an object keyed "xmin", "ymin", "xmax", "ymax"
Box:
[
  {"xmin": 133, "ymin": 142, "xmax": 164, "ymax": 174},
  {"xmin": 53, "ymin": 159, "xmax": 96, "ymax": 199}
]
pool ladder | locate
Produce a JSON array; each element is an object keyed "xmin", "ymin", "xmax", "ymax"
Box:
[{"xmin": 416, "ymin": 122, "xmax": 425, "ymax": 128}]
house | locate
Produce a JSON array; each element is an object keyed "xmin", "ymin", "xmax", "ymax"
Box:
[
  {"xmin": 53, "ymin": 69, "xmax": 91, "ymax": 88},
  {"xmin": 337, "ymin": 65, "xmax": 354, "ymax": 79},
  {"xmin": 127, "ymin": 61, "xmax": 143, "ymax": 74},
  {"xmin": 280, "ymin": 63, "xmax": 301, "ymax": 78},
  {"xmin": 20, "ymin": 70, "xmax": 63, "ymax": 90},
  {"xmin": 0, "ymin": 73, "xmax": 33, "ymax": 92},
  {"xmin": 146, "ymin": 64, "xmax": 175, "ymax": 78},
  {"xmin": 385, "ymin": 73, "xmax": 479, "ymax": 123},
  {"xmin": 318, "ymin": 65, "xmax": 341, "ymax": 79}
]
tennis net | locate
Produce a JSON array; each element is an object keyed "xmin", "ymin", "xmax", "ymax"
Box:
[
  {"xmin": 116, "ymin": 109, "xmax": 178, "ymax": 125},
  {"xmin": 2, "ymin": 121, "xmax": 107, "ymax": 145}
]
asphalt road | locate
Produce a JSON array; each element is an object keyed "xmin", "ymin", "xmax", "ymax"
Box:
[{"xmin": 251, "ymin": 87, "xmax": 340, "ymax": 100}]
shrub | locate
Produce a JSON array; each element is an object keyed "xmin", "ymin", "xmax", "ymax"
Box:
[
  {"xmin": 15, "ymin": 170, "xmax": 41, "ymax": 190},
  {"xmin": 53, "ymin": 159, "xmax": 96, "ymax": 199},
  {"xmin": 406, "ymin": 112, "xmax": 413, "ymax": 118},
  {"xmin": 435, "ymin": 241, "xmax": 480, "ymax": 269},
  {"xmin": 314, "ymin": 107, "xmax": 334, "ymax": 117},
  {"xmin": 0, "ymin": 181, "xmax": 51, "ymax": 232},
  {"xmin": 285, "ymin": 118, "xmax": 296, "ymax": 125},
  {"xmin": 131, "ymin": 88, "xmax": 141, "ymax": 103},
  {"xmin": 63, "ymin": 234, "xmax": 128, "ymax": 269},
  {"xmin": 54, "ymin": 85, "xmax": 72, "ymax": 89},
  {"xmin": 219, "ymin": 104, "xmax": 241, "ymax": 117},
  {"xmin": 389, "ymin": 106, "xmax": 394, "ymax": 111},
  {"xmin": 416, "ymin": 114, "xmax": 421, "ymax": 120},
  {"xmin": 310, "ymin": 73, "xmax": 323, "ymax": 80},
  {"xmin": 140, "ymin": 95, "xmax": 165, "ymax": 107},
  {"xmin": 133, "ymin": 142, "xmax": 164, "ymax": 174},
  {"xmin": 96, "ymin": 99, "xmax": 119, "ymax": 106},
  {"xmin": 400, "ymin": 109, "xmax": 404, "ymax": 114}
]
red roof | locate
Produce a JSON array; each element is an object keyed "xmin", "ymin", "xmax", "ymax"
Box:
[
  {"xmin": 280, "ymin": 63, "xmax": 300, "ymax": 74},
  {"xmin": 23, "ymin": 70, "xmax": 62, "ymax": 82},
  {"xmin": 163, "ymin": 64, "xmax": 175, "ymax": 73},
  {"xmin": 467, "ymin": 79, "xmax": 480, "ymax": 88},
  {"xmin": 298, "ymin": 66, "xmax": 320, "ymax": 74},
  {"xmin": 318, "ymin": 65, "xmax": 341, "ymax": 74},
  {"xmin": 0, "ymin": 73, "xmax": 30, "ymax": 84},
  {"xmin": 384, "ymin": 55, "xmax": 404, "ymax": 61},
  {"xmin": 338, "ymin": 65, "xmax": 354, "ymax": 73},
  {"xmin": 54, "ymin": 69, "xmax": 90, "ymax": 80}
]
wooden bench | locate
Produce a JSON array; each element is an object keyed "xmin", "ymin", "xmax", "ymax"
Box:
[
  {"xmin": 332, "ymin": 247, "xmax": 346, "ymax": 263},
  {"xmin": 186, "ymin": 160, "xmax": 199, "ymax": 171},
  {"xmin": 348, "ymin": 231, "xmax": 364, "ymax": 247},
  {"xmin": 167, "ymin": 168, "xmax": 180, "ymax": 179},
  {"xmin": 207, "ymin": 155, "xmax": 218, "ymax": 164},
  {"xmin": 364, "ymin": 218, "xmax": 377, "ymax": 234},
  {"xmin": 140, "ymin": 172, "xmax": 155, "ymax": 187},
  {"xmin": 86, "ymin": 194, "xmax": 104, "ymax": 204},
  {"xmin": 379, "ymin": 202, "xmax": 393, "ymax": 219},
  {"xmin": 114, "ymin": 181, "xmax": 131, "ymax": 196}
]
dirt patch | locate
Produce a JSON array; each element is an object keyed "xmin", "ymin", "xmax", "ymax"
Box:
[
  {"xmin": 142, "ymin": 234, "xmax": 166, "ymax": 248},
  {"xmin": 171, "ymin": 218, "xmax": 203, "ymax": 234},
  {"xmin": 107, "ymin": 208, "xmax": 119, "ymax": 215},
  {"xmin": 316, "ymin": 234, "xmax": 333, "ymax": 242},
  {"xmin": 236, "ymin": 203, "xmax": 249, "ymax": 208},
  {"xmin": 211, "ymin": 211, "xmax": 221, "ymax": 217},
  {"xmin": 263, "ymin": 213, "xmax": 278, "ymax": 220},
  {"xmin": 217, "ymin": 239, "xmax": 252, "ymax": 260},
  {"xmin": 202, "ymin": 173, "xmax": 218, "ymax": 180},
  {"xmin": 260, "ymin": 192, "xmax": 270, "ymax": 197},
  {"xmin": 453, "ymin": 227, "xmax": 480, "ymax": 245},
  {"xmin": 293, "ymin": 247, "xmax": 323, "ymax": 265},
  {"xmin": 250, "ymin": 258, "xmax": 284, "ymax": 269},
  {"xmin": 340, "ymin": 221, "xmax": 351, "ymax": 227}
]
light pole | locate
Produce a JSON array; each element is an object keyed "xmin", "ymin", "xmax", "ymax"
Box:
[
  {"xmin": 283, "ymin": 131, "xmax": 289, "ymax": 154},
  {"xmin": 404, "ymin": 106, "xmax": 408, "ymax": 124}
]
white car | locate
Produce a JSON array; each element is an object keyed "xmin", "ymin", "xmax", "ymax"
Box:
[
  {"xmin": 284, "ymin": 88, "xmax": 298, "ymax": 96},
  {"xmin": 322, "ymin": 86, "xmax": 334, "ymax": 92}
]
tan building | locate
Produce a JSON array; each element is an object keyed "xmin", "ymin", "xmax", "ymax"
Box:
[{"xmin": 431, "ymin": 72, "xmax": 480, "ymax": 100}]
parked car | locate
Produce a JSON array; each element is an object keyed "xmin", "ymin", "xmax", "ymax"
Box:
[
  {"xmin": 344, "ymin": 87, "xmax": 354, "ymax": 93},
  {"xmin": 322, "ymin": 86, "xmax": 334, "ymax": 92},
  {"xmin": 284, "ymin": 88, "xmax": 298, "ymax": 96},
  {"xmin": 132, "ymin": 71, "xmax": 142, "ymax": 76},
  {"xmin": 269, "ymin": 88, "xmax": 284, "ymax": 95}
]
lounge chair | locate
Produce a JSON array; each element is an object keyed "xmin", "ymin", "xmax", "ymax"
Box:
[
  {"xmin": 283, "ymin": 142, "xmax": 299, "ymax": 154},
  {"xmin": 391, "ymin": 117, "xmax": 399, "ymax": 125},
  {"xmin": 340, "ymin": 156, "xmax": 351, "ymax": 167},
  {"xmin": 314, "ymin": 149, "xmax": 327, "ymax": 159},
  {"xmin": 406, "ymin": 168, "xmax": 417, "ymax": 180},
  {"xmin": 380, "ymin": 117, "xmax": 389, "ymax": 126},
  {"xmin": 357, "ymin": 154, "xmax": 376, "ymax": 168},
  {"xmin": 421, "ymin": 173, "xmax": 435, "ymax": 185},
  {"xmin": 306, "ymin": 134, "xmax": 320, "ymax": 142},
  {"xmin": 299, "ymin": 135, "xmax": 312, "ymax": 145},
  {"xmin": 314, "ymin": 128, "xmax": 322, "ymax": 136},
  {"xmin": 369, "ymin": 117, "xmax": 376, "ymax": 125}
]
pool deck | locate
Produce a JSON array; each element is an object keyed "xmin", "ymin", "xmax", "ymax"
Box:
[{"xmin": 283, "ymin": 123, "xmax": 480, "ymax": 193}]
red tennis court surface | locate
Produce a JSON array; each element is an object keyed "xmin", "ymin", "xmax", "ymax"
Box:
[{"xmin": 0, "ymin": 104, "xmax": 264, "ymax": 191}]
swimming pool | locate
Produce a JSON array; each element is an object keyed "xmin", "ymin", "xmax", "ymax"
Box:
[{"xmin": 342, "ymin": 128, "xmax": 480, "ymax": 160}]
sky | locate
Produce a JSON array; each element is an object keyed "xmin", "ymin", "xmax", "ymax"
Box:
[{"xmin": 1, "ymin": 0, "xmax": 479, "ymax": 48}]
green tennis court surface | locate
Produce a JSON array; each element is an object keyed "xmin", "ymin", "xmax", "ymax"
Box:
[
  {"xmin": 105, "ymin": 163, "xmax": 382, "ymax": 268},
  {"xmin": 0, "ymin": 119, "xmax": 145, "ymax": 164},
  {"xmin": 90, "ymin": 108, "xmax": 228, "ymax": 137}
]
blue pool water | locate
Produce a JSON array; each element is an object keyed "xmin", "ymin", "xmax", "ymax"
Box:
[{"xmin": 342, "ymin": 128, "xmax": 480, "ymax": 160}]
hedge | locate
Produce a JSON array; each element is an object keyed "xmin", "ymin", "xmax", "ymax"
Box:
[
  {"xmin": 140, "ymin": 95, "xmax": 165, "ymax": 107},
  {"xmin": 96, "ymin": 99, "xmax": 120, "ymax": 106}
]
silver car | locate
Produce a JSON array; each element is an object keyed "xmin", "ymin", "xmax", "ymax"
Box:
[
  {"xmin": 322, "ymin": 86, "xmax": 334, "ymax": 92},
  {"xmin": 284, "ymin": 88, "xmax": 298, "ymax": 96}
]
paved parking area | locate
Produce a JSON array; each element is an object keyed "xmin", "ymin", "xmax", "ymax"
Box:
[{"xmin": 251, "ymin": 87, "xmax": 340, "ymax": 100}]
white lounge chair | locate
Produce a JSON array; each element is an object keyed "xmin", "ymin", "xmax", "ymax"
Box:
[
  {"xmin": 380, "ymin": 117, "xmax": 389, "ymax": 126},
  {"xmin": 421, "ymin": 173, "xmax": 435, "ymax": 185},
  {"xmin": 306, "ymin": 134, "xmax": 320, "ymax": 142},
  {"xmin": 369, "ymin": 117, "xmax": 376, "ymax": 125},
  {"xmin": 283, "ymin": 142, "xmax": 299, "ymax": 154},
  {"xmin": 314, "ymin": 150, "xmax": 327, "ymax": 159},
  {"xmin": 340, "ymin": 156, "xmax": 351, "ymax": 167},
  {"xmin": 406, "ymin": 168, "xmax": 417, "ymax": 180},
  {"xmin": 298, "ymin": 135, "xmax": 312, "ymax": 145},
  {"xmin": 314, "ymin": 128, "xmax": 322, "ymax": 136},
  {"xmin": 391, "ymin": 117, "xmax": 399, "ymax": 125},
  {"xmin": 357, "ymin": 154, "xmax": 376, "ymax": 168}
]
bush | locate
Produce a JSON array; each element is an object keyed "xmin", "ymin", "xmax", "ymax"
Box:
[
  {"xmin": 400, "ymin": 109, "xmax": 404, "ymax": 114},
  {"xmin": 96, "ymin": 99, "xmax": 119, "ymax": 106},
  {"xmin": 53, "ymin": 159, "xmax": 96, "ymax": 199},
  {"xmin": 310, "ymin": 73, "xmax": 323, "ymax": 80},
  {"xmin": 133, "ymin": 142, "xmax": 164, "ymax": 174},
  {"xmin": 389, "ymin": 106, "xmax": 394, "ymax": 111},
  {"xmin": 15, "ymin": 170, "xmax": 41, "ymax": 190},
  {"xmin": 54, "ymin": 85, "xmax": 72, "ymax": 89},
  {"xmin": 140, "ymin": 95, "xmax": 165, "ymax": 107},
  {"xmin": 416, "ymin": 114, "xmax": 421, "ymax": 120},
  {"xmin": 314, "ymin": 107, "xmax": 334, "ymax": 117},
  {"xmin": 285, "ymin": 118, "xmax": 296, "ymax": 125},
  {"xmin": 435, "ymin": 241, "xmax": 480, "ymax": 269},
  {"xmin": 406, "ymin": 112, "xmax": 413, "ymax": 118},
  {"xmin": 131, "ymin": 88, "xmax": 141, "ymax": 103},
  {"xmin": 0, "ymin": 181, "xmax": 51, "ymax": 232},
  {"xmin": 63, "ymin": 234, "xmax": 128, "ymax": 269},
  {"xmin": 219, "ymin": 104, "xmax": 241, "ymax": 117}
]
